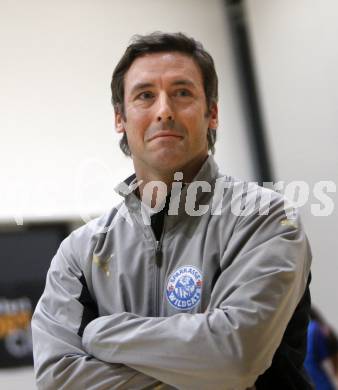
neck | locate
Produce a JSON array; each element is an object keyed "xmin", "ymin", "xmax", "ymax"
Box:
[{"xmin": 134, "ymin": 154, "xmax": 209, "ymax": 207}]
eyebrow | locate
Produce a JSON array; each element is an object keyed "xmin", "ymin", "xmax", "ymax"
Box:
[
  {"xmin": 130, "ymin": 82, "xmax": 155, "ymax": 95},
  {"xmin": 130, "ymin": 79, "xmax": 197, "ymax": 95},
  {"xmin": 171, "ymin": 79, "xmax": 196, "ymax": 88}
]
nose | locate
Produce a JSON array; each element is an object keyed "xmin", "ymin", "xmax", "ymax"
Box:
[{"xmin": 156, "ymin": 92, "xmax": 174, "ymax": 122}]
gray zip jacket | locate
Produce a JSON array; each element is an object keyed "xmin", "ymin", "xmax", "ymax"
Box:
[{"xmin": 32, "ymin": 156, "xmax": 311, "ymax": 389}]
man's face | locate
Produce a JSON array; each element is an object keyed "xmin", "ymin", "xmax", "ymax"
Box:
[{"xmin": 116, "ymin": 51, "xmax": 218, "ymax": 176}]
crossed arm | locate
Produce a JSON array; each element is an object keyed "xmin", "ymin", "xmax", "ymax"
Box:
[
  {"xmin": 32, "ymin": 247, "xmax": 167, "ymax": 390},
  {"xmin": 32, "ymin": 205, "xmax": 311, "ymax": 390}
]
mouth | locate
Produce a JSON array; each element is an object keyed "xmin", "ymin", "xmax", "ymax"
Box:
[{"xmin": 148, "ymin": 131, "xmax": 183, "ymax": 142}]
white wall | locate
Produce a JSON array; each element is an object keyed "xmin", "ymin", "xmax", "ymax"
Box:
[
  {"xmin": 0, "ymin": 368, "xmax": 35, "ymax": 390},
  {"xmin": 0, "ymin": 0, "xmax": 254, "ymax": 226},
  {"xmin": 246, "ymin": 0, "xmax": 338, "ymax": 327}
]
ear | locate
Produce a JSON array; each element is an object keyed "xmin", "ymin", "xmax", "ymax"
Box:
[
  {"xmin": 115, "ymin": 109, "xmax": 126, "ymax": 134},
  {"xmin": 208, "ymin": 102, "xmax": 218, "ymax": 130}
]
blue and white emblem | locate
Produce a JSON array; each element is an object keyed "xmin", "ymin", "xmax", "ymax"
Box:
[{"xmin": 166, "ymin": 265, "xmax": 203, "ymax": 310}]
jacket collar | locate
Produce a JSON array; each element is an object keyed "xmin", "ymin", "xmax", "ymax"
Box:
[{"xmin": 114, "ymin": 154, "xmax": 220, "ymax": 213}]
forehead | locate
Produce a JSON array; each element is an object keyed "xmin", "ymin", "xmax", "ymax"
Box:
[{"xmin": 124, "ymin": 51, "xmax": 204, "ymax": 91}]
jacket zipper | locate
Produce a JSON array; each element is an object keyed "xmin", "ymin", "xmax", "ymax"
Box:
[
  {"xmin": 153, "ymin": 213, "xmax": 166, "ymax": 317},
  {"xmin": 154, "ymin": 240, "xmax": 162, "ymax": 317}
]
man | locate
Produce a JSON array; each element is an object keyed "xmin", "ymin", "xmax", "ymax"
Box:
[{"xmin": 32, "ymin": 32, "xmax": 312, "ymax": 389}]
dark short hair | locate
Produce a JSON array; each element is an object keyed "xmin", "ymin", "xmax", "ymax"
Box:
[{"xmin": 111, "ymin": 32, "xmax": 218, "ymax": 155}]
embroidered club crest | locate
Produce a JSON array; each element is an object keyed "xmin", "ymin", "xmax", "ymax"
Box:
[{"xmin": 166, "ymin": 265, "xmax": 203, "ymax": 310}]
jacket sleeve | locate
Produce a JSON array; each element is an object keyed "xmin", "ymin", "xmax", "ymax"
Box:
[
  {"xmin": 82, "ymin": 197, "xmax": 312, "ymax": 390},
  {"xmin": 31, "ymin": 233, "xmax": 166, "ymax": 390}
]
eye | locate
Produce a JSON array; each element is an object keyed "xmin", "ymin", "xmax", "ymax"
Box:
[
  {"xmin": 174, "ymin": 89, "xmax": 192, "ymax": 98},
  {"xmin": 137, "ymin": 91, "xmax": 155, "ymax": 100}
]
